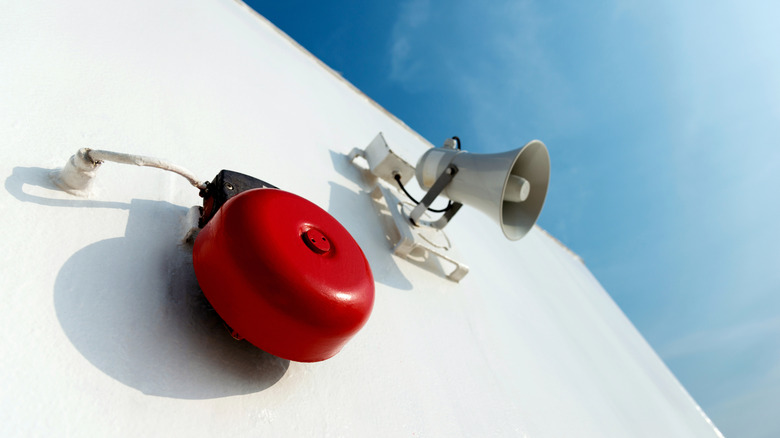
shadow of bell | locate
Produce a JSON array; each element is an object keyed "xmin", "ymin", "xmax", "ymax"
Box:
[{"xmin": 53, "ymin": 199, "xmax": 289, "ymax": 399}]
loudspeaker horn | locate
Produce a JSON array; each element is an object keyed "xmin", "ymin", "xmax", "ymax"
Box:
[{"xmin": 415, "ymin": 140, "xmax": 550, "ymax": 240}]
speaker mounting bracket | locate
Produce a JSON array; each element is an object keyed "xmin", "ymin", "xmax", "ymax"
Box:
[
  {"xmin": 368, "ymin": 184, "xmax": 469, "ymax": 282},
  {"xmin": 408, "ymin": 165, "xmax": 463, "ymax": 229},
  {"xmin": 348, "ymin": 132, "xmax": 550, "ymax": 282}
]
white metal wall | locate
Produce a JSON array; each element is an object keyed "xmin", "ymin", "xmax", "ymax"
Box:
[{"xmin": 0, "ymin": 0, "xmax": 721, "ymax": 436}]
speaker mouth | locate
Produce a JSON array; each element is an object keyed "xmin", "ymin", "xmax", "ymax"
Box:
[{"xmin": 500, "ymin": 140, "xmax": 550, "ymax": 241}]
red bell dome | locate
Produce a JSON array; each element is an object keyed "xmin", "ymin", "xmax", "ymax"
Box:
[{"xmin": 193, "ymin": 188, "xmax": 375, "ymax": 362}]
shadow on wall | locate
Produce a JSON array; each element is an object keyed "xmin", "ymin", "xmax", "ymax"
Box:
[
  {"xmin": 327, "ymin": 151, "xmax": 413, "ymax": 291},
  {"xmin": 5, "ymin": 167, "xmax": 289, "ymax": 399}
]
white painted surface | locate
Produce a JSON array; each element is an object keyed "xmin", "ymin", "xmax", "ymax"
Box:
[{"xmin": 0, "ymin": 0, "xmax": 721, "ymax": 436}]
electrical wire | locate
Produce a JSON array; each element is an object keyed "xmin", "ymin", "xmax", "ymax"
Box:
[
  {"xmin": 451, "ymin": 136, "xmax": 462, "ymax": 150},
  {"xmin": 393, "ymin": 174, "xmax": 452, "ymax": 213},
  {"xmin": 391, "ymin": 135, "xmax": 463, "ymax": 213},
  {"xmin": 86, "ymin": 149, "xmax": 208, "ymax": 190}
]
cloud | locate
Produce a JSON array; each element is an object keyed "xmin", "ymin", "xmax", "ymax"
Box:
[
  {"xmin": 387, "ymin": 0, "xmax": 577, "ymax": 148},
  {"xmin": 659, "ymin": 317, "xmax": 780, "ymax": 360},
  {"xmin": 389, "ymin": 0, "xmax": 430, "ymax": 85},
  {"xmin": 662, "ymin": 0, "xmax": 780, "ymax": 316},
  {"xmin": 708, "ymin": 360, "xmax": 780, "ymax": 437}
]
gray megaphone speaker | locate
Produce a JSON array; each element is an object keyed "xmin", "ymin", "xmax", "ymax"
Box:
[{"xmin": 415, "ymin": 140, "xmax": 550, "ymax": 240}]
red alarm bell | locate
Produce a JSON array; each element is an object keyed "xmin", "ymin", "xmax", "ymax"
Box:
[{"xmin": 192, "ymin": 171, "xmax": 375, "ymax": 362}]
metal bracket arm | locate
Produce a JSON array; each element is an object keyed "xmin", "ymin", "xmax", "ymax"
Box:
[{"xmin": 408, "ymin": 165, "xmax": 459, "ymax": 227}]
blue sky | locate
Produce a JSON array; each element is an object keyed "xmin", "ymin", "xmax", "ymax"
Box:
[{"xmin": 246, "ymin": 1, "xmax": 780, "ymax": 436}]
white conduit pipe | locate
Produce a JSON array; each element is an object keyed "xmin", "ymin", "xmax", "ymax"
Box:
[
  {"xmin": 52, "ymin": 148, "xmax": 208, "ymax": 196},
  {"xmin": 87, "ymin": 149, "xmax": 207, "ymax": 190}
]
